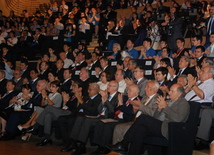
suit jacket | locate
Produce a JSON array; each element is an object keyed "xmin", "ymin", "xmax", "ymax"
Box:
[
  {"xmin": 78, "ymin": 94, "xmax": 102, "ymax": 116},
  {"xmin": 14, "ymin": 78, "xmax": 24, "ymax": 92},
  {"xmin": 55, "ymin": 68, "xmax": 65, "ymax": 83},
  {"xmin": 30, "ymin": 78, "xmax": 41, "ymax": 92},
  {"xmin": 158, "ymin": 80, "xmax": 172, "ymax": 96},
  {"xmin": 98, "ymin": 92, "xmax": 119, "ymax": 119},
  {"xmin": 139, "ymin": 94, "xmax": 159, "ymax": 117},
  {"xmin": 153, "ymin": 97, "xmax": 190, "ymax": 139},
  {"xmin": 60, "ymin": 78, "xmax": 72, "ymax": 93},
  {"xmin": 136, "ymin": 78, "xmax": 148, "ymax": 97},
  {"xmin": 39, "ymin": 70, "xmax": 49, "ymax": 80},
  {"xmin": 178, "ymin": 67, "xmax": 197, "ymax": 77},
  {"xmin": 0, "ymin": 90, "xmax": 19, "ymax": 110},
  {"xmin": 91, "ymin": 60, "xmax": 101, "ymax": 71},
  {"xmin": 21, "ymin": 68, "xmax": 30, "ymax": 80},
  {"xmin": 0, "ymin": 78, "xmax": 7, "ymax": 96},
  {"xmin": 103, "ymin": 65, "xmax": 116, "ymax": 80}
]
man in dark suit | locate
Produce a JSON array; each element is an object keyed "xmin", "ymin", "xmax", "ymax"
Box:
[
  {"xmin": 60, "ymin": 69, "xmax": 72, "ymax": 93},
  {"xmin": 20, "ymin": 59, "xmax": 30, "ymax": 80},
  {"xmin": 68, "ymin": 81, "xmax": 119, "ymax": 154},
  {"xmin": 38, "ymin": 61, "xmax": 49, "ymax": 80},
  {"xmin": 79, "ymin": 68, "xmax": 91, "ymax": 96},
  {"xmin": 104, "ymin": 5, "xmax": 117, "ymax": 22},
  {"xmin": 13, "ymin": 70, "xmax": 24, "ymax": 92},
  {"xmin": 91, "ymin": 84, "xmax": 140, "ymax": 154},
  {"xmin": 54, "ymin": 59, "xmax": 65, "ymax": 83},
  {"xmin": 112, "ymin": 80, "xmax": 160, "ymax": 144},
  {"xmin": 60, "ymin": 83, "xmax": 102, "ymax": 153},
  {"xmin": 29, "ymin": 69, "xmax": 41, "ymax": 92},
  {"xmin": 194, "ymin": 46, "xmax": 206, "ymax": 68},
  {"xmin": 108, "ymin": 84, "xmax": 190, "ymax": 155},
  {"xmin": 155, "ymin": 67, "xmax": 172, "ymax": 97},
  {"xmin": 0, "ymin": 70, "xmax": 7, "ymax": 97},
  {"xmin": 91, "ymin": 52, "xmax": 101, "ymax": 71},
  {"xmin": 70, "ymin": 52, "xmax": 87, "ymax": 71},
  {"xmin": 125, "ymin": 58, "xmax": 137, "ymax": 79},
  {"xmin": 0, "ymin": 80, "xmax": 19, "ymax": 110}
]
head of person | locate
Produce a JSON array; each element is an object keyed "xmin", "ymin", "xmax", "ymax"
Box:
[
  {"xmin": 155, "ymin": 67, "xmax": 168, "ymax": 82},
  {"xmin": 127, "ymin": 84, "xmax": 139, "ymax": 98},
  {"xmin": 0, "ymin": 70, "xmax": 5, "ymax": 80},
  {"xmin": 100, "ymin": 57, "xmax": 109, "ymax": 69},
  {"xmin": 126, "ymin": 39, "xmax": 135, "ymax": 49},
  {"xmin": 42, "ymin": 53, "xmax": 50, "ymax": 62},
  {"xmin": 201, "ymin": 57, "xmax": 214, "ymax": 68},
  {"xmin": 199, "ymin": 66, "xmax": 214, "ymax": 82},
  {"xmin": 143, "ymin": 38, "xmax": 152, "ymax": 49},
  {"xmin": 127, "ymin": 59, "xmax": 137, "ymax": 71},
  {"xmin": 100, "ymin": 71, "xmax": 111, "ymax": 83},
  {"xmin": 94, "ymin": 46, "xmax": 102, "ymax": 56},
  {"xmin": 91, "ymin": 52, "xmax": 99, "ymax": 62},
  {"xmin": 177, "ymin": 74, "xmax": 188, "ymax": 87},
  {"xmin": 56, "ymin": 59, "xmax": 64, "ymax": 69},
  {"xmin": 6, "ymin": 80, "xmax": 16, "ymax": 92},
  {"xmin": 160, "ymin": 58, "xmax": 171, "ymax": 68},
  {"xmin": 63, "ymin": 69, "xmax": 72, "ymax": 80},
  {"xmin": 79, "ymin": 68, "xmax": 89, "ymax": 81},
  {"xmin": 123, "ymin": 56, "xmax": 131, "ymax": 68},
  {"xmin": 22, "ymin": 84, "xmax": 32, "ymax": 94},
  {"xmin": 134, "ymin": 66, "xmax": 145, "ymax": 80},
  {"xmin": 179, "ymin": 56, "xmax": 190, "ymax": 69},
  {"xmin": 40, "ymin": 61, "xmax": 49, "ymax": 71},
  {"xmin": 13, "ymin": 70, "xmax": 22, "ymax": 80},
  {"xmin": 59, "ymin": 51, "xmax": 67, "ymax": 60},
  {"xmin": 72, "ymin": 79, "xmax": 84, "ymax": 94},
  {"xmin": 50, "ymin": 80, "xmax": 60, "ymax": 93},
  {"xmin": 112, "ymin": 43, "xmax": 121, "ymax": 53},
  {"xmin": 76, "ymin": 52, "xmax": 86, "ymax": 63},
  {"xmin": 30, "ymin": 69, "xmax": 39, "ymax": 80},
  {"xmin": 169, "ymin": 84, "xmax": 185, "ymax": 101},
  {"xmin": 36, "ymin": 80, "xmax": 47, "ymax": 93},
  {"xmin": 159, "ymin": 40, "xmax": 168, "ymax": 49},
  {"xmin": 88, "ymin": 83, "xmax": 100, "ymax": 97},
  {"xmin": 20, "ymin": 59, "xmax": 28, "ymax": 71},
  {"xmin": 48, "ymin": 71, "xmax": 57, "ymax": 82},
  {"xmin": 210, "ymin": 32, "xmax": 214, "ymax": 44},
  {"xmin": 107, "ymin": 80, "xmax": 119, "ymax": 94},
  {"xmin": 176, "ymin": 38, "xmax": 185, "ymax": 49},
  {"xmin": 115, "ymin": 69, "xmax": 125, "ymax": 82},
  {"xmin": 191, "ymin": 35, "xmax": 202, "ymax": 46},
  {"xmin": 161, "ymin": 47, "xmax": 171, "ymax": 58},
  {"xmin": 145, "ymin": 80, "xmax": 159, "ymax": 97},
  {"xmin": 194, "ymin": 46, "xmax": 205, "ymax": 59}
]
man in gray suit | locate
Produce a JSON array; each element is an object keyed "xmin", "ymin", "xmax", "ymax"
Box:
[
  {"xmin": 108, "ymin": 84, "xmax": 190, "ymax": 154},
  {"xmin": 125, "ymin": 66, "xmax": 148, "ymax": 97},
  {"xmin": 112, "ymin": 80, "xmax": 160, "ymax": 144}
]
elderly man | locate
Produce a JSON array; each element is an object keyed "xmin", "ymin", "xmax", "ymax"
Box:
[
  {"xmin": 60, "ymin": 83, "xmax": 102, "ymax": 152},
  {"xmin": 115, "ymin": 69, "xmax": 126, "ymax": 93},
  {"xmin": 112, "ymin": 80, "xmax": 160, "ymax": 144},
  {"xmin": 108, "ymin": 84, "xmax": 190, "ymax": 155},
  {"xmin": 185, "ymin": 66, "xmax": 214, "ymax": 104},
  {"xmin": 66, "ymin": 81, "xmax": 119, "ymax": 155},
  {"xmin": 91, "ymin": 84, "xmax": 140, "ymax": 154}
]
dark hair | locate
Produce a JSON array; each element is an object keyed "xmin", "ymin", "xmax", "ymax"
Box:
[
  {"xmin": 100, "ymin": 71, "xmax": 111, "ymax": 82},
  {"xmin": 129, "ymin": 58, "xmax": 137, "ymax": 66},
  {"xmin": 156, "ymin": 67, "xmax": 168, "ymax": 77},
  {"xmin": 176, "ymin": 37, "xmax": 185, "ymax": 43},
  {"xmin": 161, "ymin": 47, "xmax": 171, "ymax": 56},
  {"xmin": 143, "ymin": 38, "xmax": 152, "ymax": 44},
  {"xmin": 74, "ymin": 79, "xmax": 84, "ymax": 88},
  {"xmin": 136, "ymin": 66, "xmax": 145, "ymax": 72},
  {"xmin": 195, "ymin": 45, "xmax": 205, "ymax": 52},
  {"xmin": 20, "ymin": 58, "xmax": 29, "ymax": 66},
  {"xmin": 192, "ymin": 35, "xmax": 202, "ymax": 42},
  {"xmin": 50, "ymin": 80, "xmax": 60, "ymax": 88},
  {"xmin": 7, "ymin": 79, "xmax": 16, "ymax": 86},
  {"xmin": 48, "ymin": 70, "xmax": 57, "ymax": 77},
  {"xmin": 30, "ymin": 68, "xmax": 39, "ymax": 74},
  {"xmin": 160, "ymin": 58, "xmax": 171, "ymax": 67},
  {"xmin": 22, "ymin": 84, "xmax": 32, "ymax": 91}
]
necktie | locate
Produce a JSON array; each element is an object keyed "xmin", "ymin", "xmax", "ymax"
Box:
[
  {"xmin": 126, "ymin": 99, "xmax": 131, "ymax": 106},
  {"xmin": 108, "ymin": 95, "xmax": 112, "ymax": 101},
  {"xmin": 177, "ymin": 70, "xmax": 182, "ymax": 76}
]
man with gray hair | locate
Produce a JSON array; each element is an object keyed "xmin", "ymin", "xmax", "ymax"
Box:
[
  {"xmin": 185, "ymin": 66, "xmax": 214, "ymax": 104},
  {"xmin": 112, "ymin": 80, "xmax": 160, "ymax": 144}
]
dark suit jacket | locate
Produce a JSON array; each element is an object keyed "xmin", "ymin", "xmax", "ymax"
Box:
[
  {"xmin": 98, "ymin": 92, "xmax": 119, "ymax": 119},
  {"xmin": 91, "ymin": 60, "xmax": 101, "ymax": 71},
  {"xmin": 76, "ymin": 61, "xmax": 87, "ymax": 70},
  {"xmin": 21, "ymin": 68, "xmax": 30, "ymax": 80},
  {"xmin": 14, "ymin": 78, "xmax": 24, "ymax": 92},
  {"xmin": 158, "ymin": 80, "xmax": 173, "ymax": 96},
  {"xmin": 39, "ymin": 70, "xmax": 49, "ymax": 80},
  {"xmin": 55, "ymin": 68, "xmax": 65, "ymax": 83},
  {"xmin": 0, "ymin": 90, "xmax": 19, "ymax": 110},
  {"xmin": 0, "ymin": 78, "xmax": 7, "ymax": 96},
  {"xmin": 103, "ymin": 65, "xmax": 116, "ymax": 80},
  {"xmin": 78, "ymin": 94, "xmax": 102, "ymax": 116},
  {"xmin": 60, "ymin": 78, "xmax": 72, "ymax": 93},
  {"xmin": 29, "ymin": 78, "xmax": 41, "ymax": 92}
]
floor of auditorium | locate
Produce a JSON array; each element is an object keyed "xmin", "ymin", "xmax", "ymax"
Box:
[{"xmin": 0, "ymin": 135, "xmax": 209, "ymax": 155}]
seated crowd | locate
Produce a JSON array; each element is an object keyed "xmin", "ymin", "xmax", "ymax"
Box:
[{"xmin": 0, "ymin": 0, "xmax": 214, "ymax": 155}]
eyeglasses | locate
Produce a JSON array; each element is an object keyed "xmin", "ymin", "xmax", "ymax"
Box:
[{"xmin": 133, "ymin": 70, "xmax": 142, "ymax": 72}]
